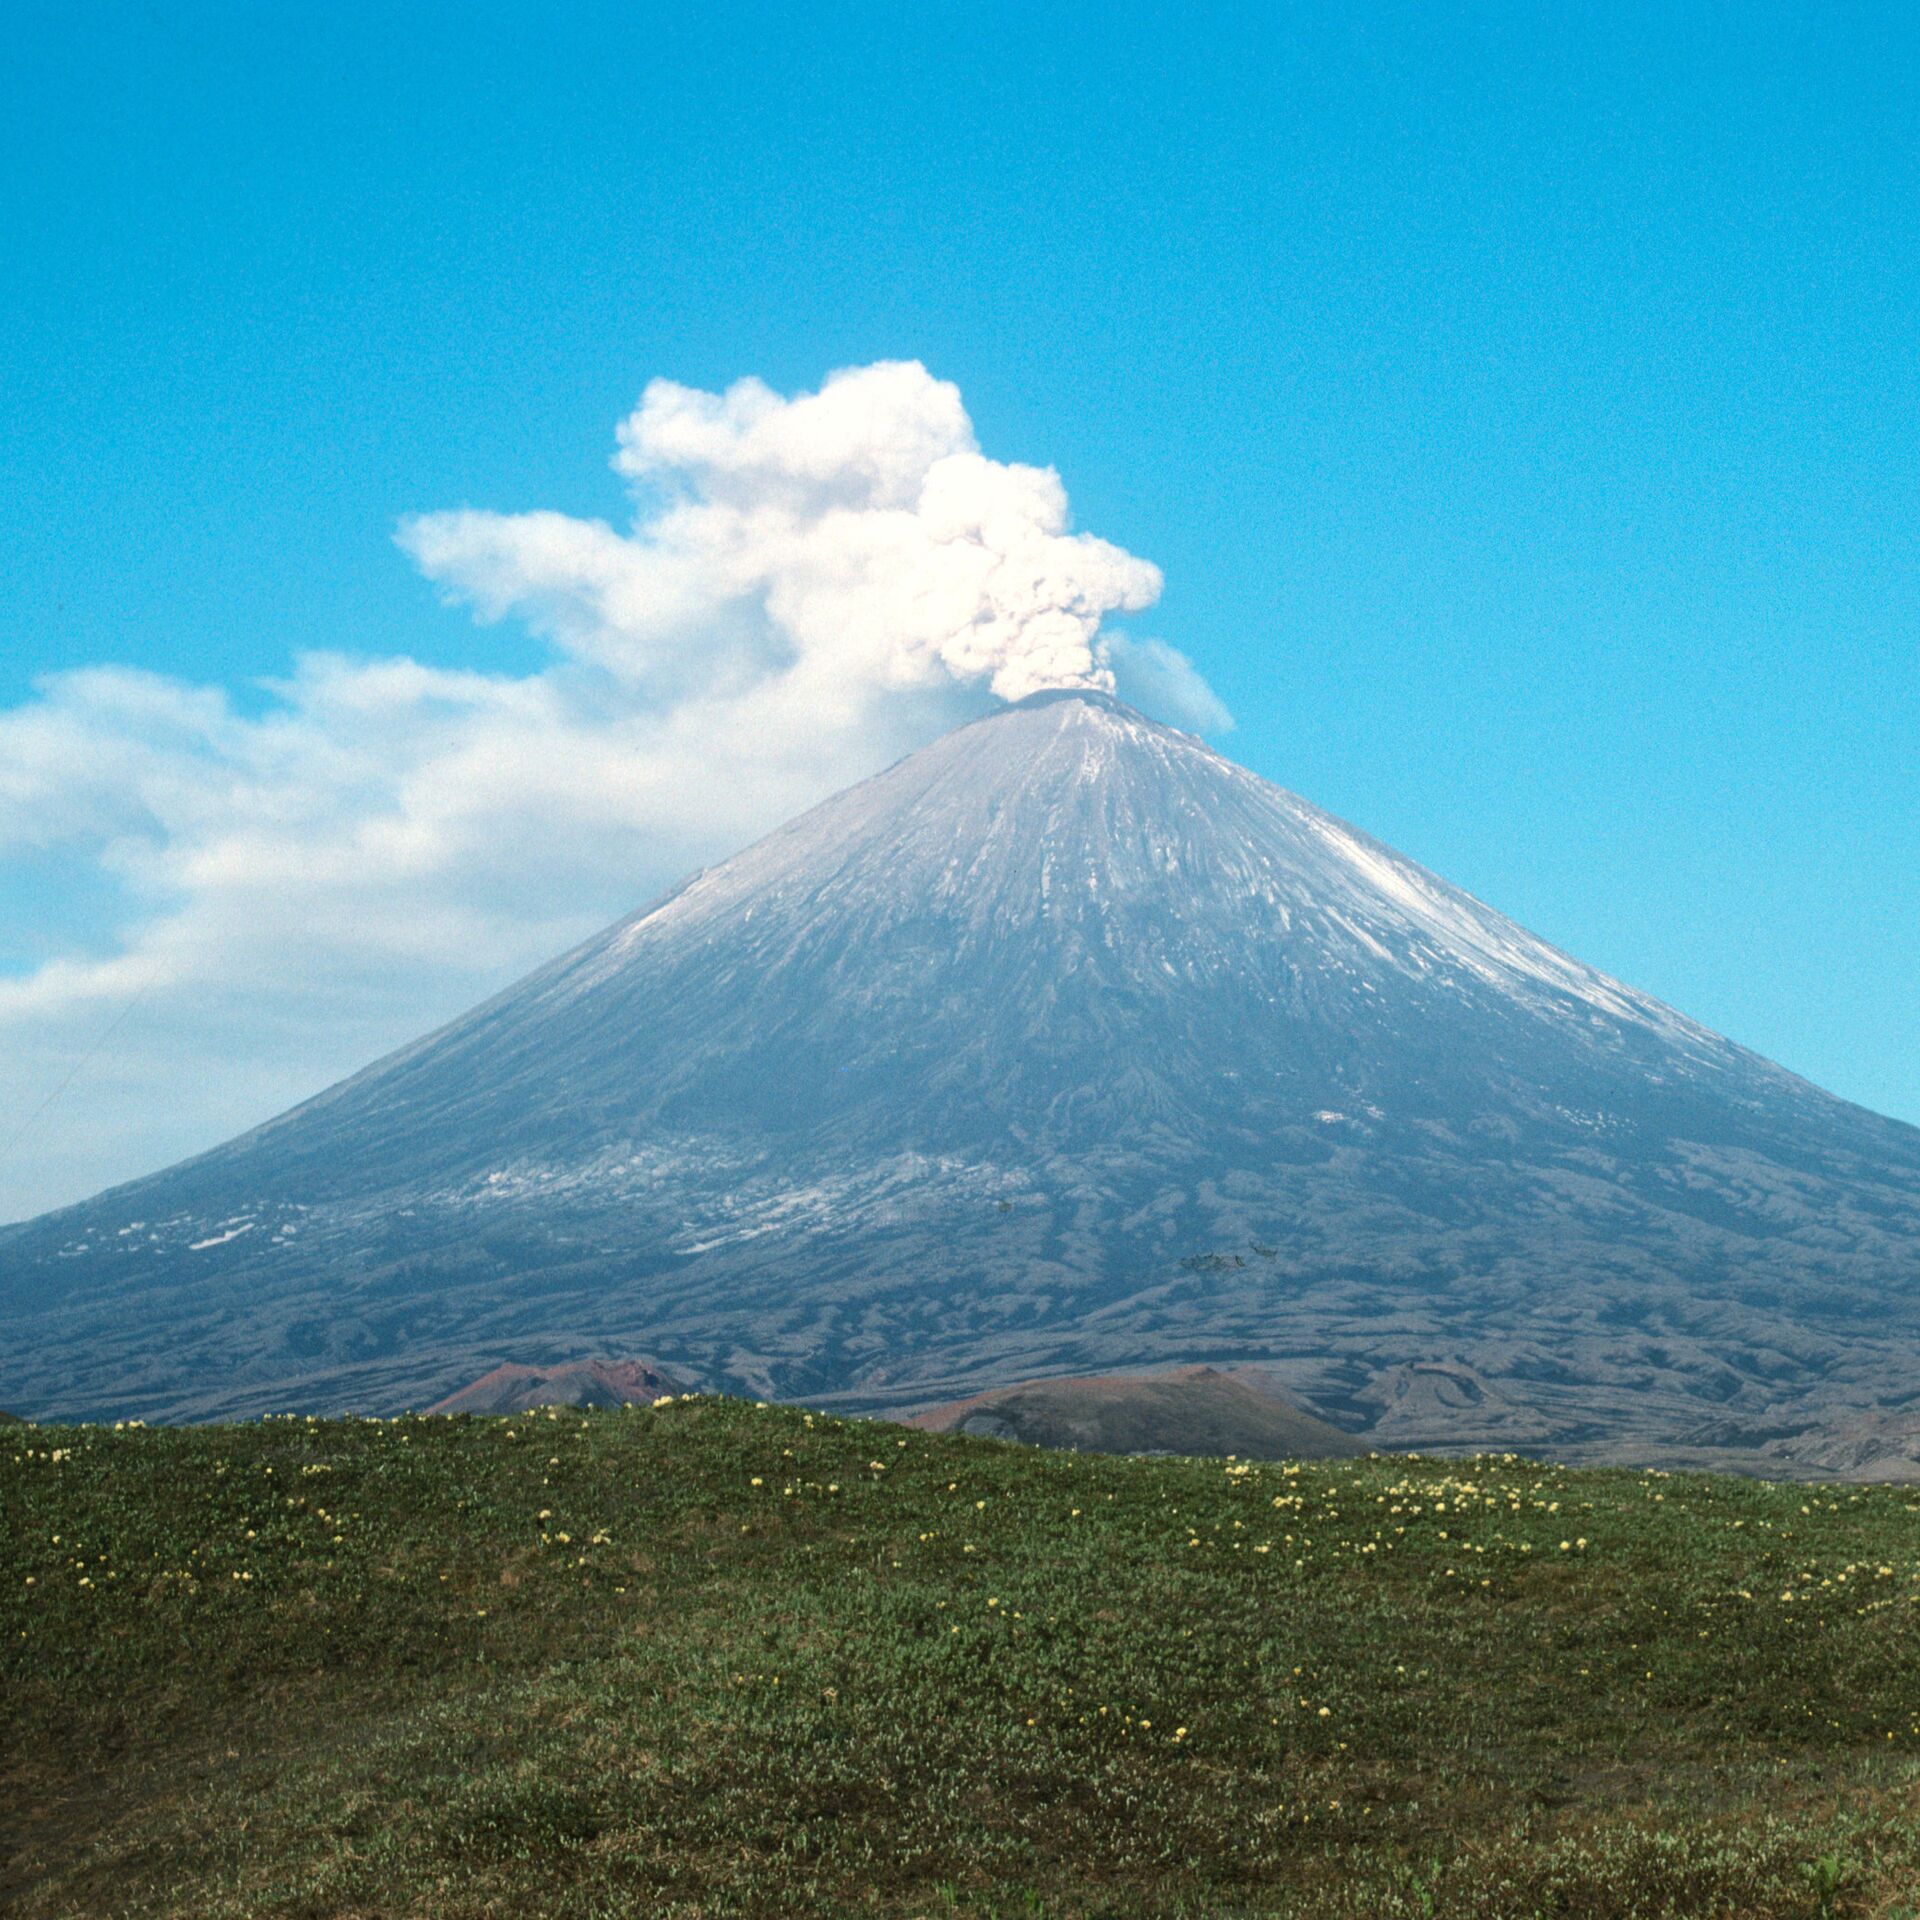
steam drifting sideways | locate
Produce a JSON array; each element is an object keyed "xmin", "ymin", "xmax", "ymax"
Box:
[{"xmin": 400, "ymin": 359, "xmax": 1168, "ymax": 703}]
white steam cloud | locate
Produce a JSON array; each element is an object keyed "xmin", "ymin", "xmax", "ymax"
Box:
[
  {"xmin": 400, "ymin": 360, "xmax": 1164, "ymax": 704},
  {"xmin": 0, "ymin": 362, "xmax": 1226, "ymax": 1221}
]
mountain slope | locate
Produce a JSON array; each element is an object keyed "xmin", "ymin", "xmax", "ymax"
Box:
[
  {"xmin": 908, "ymin": 1366, "xmax": 1363, "ymax": 1460},
  {"xmin": 423, "ymin": 1358, "xmax": 686, "ymax": 1416},
  {"xmin": 4, "ymin": 689, "xmax": 1919, "ymax": 1456}
]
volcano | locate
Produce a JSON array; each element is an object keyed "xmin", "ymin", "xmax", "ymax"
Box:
[{"xmin": 4, "ymin": 689, "xmax": 1918, "ymax": 1462}]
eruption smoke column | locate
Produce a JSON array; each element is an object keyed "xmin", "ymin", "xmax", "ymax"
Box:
[{"xmin": 401, "ymin": 360, "xmax": 1165, "ymax": 704}]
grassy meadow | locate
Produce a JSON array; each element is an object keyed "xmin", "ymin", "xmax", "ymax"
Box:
[{"xmin": 6, "ymin": 1395, "xmax": 1920, "ymax": 1917}]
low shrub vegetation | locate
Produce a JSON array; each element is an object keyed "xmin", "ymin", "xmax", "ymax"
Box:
[{"xmin": 6, "ymin": 1396, "xmax": 1920, "ymax": 1916}]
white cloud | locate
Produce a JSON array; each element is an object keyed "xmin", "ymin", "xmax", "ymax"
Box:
[
  {"xmin": 0, "ymin": 361, "xmax": 1224, "ymax": 1223},
  {"xmin": 401, "ymin": 360, "xmax": 1163, "ymax": 703}
]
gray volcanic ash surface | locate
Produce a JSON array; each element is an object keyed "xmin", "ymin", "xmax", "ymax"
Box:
[{"xmin": 4, "ymin": 689, "xmax": 1919, "ymax": 1463}]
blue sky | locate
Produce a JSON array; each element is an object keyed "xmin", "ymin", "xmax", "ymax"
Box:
[{"xmin": 2, "ymin": 1, "xmax": 1915, "ymax": 1220}]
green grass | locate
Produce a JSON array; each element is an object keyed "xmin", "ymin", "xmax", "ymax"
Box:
[{"xmin": 6, "ymin": 1397, "xmax": 1920, "ymax": 1918}]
